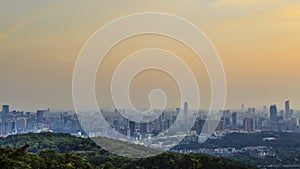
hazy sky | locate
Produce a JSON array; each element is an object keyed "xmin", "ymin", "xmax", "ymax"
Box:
[{"xmin": 0, "ymin": 0, "xmax": 300, "ymax": 111}]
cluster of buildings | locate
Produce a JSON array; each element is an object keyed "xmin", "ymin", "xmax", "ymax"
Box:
[
  {"xmin": 216, "ymin": 100, "xmax": 300, "ymax": 133},
  {"xmin": 174, "ymin": 146, "xmax": 276, "ymax": 159},
  {"xmin": 80, "ymin": 103, "xmax": 188, "ymax": 140},
  {"xmin": 0, "ymin": 105, "xmax": 81, "ymax": 137},
  {"xmin": 1, "ymin": 100, "xmax": 300, "ymax": 140},
  {"xmin": 166, "ymin": 100, "xmax": 300, "ymax": 144}
]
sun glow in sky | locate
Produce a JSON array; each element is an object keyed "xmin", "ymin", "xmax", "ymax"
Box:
[{"xmin": 0, "ymin": 0, "xmax": 300, "ymax": 111}]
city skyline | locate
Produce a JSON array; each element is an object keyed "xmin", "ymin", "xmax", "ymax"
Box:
[
  {"xmin": 1, "ymin": 99, "xmax": 300, "ymax": 140},
  {"xmin": 0, "ymin": 99, "xmax": 299, "ymax": 113}
]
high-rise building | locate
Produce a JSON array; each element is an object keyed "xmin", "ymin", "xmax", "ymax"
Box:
[
  {"xmin": 285, "ymin": 100, "xmax": 290, "ymax": 120},
  {"xmin": 225, "ymin": 117, "xmax": 230, "ymax": 126},
  {"xmin": 243, "ymin": 117, "xmax": 255, "ymax": 132},
  {"xmin": 1, "ymin": 105, "xmax": 9, "ymax": 135},
  {"xmin": 1, "ymin": 112, "xmax": 3, "ymax": 135},
  {"xmin": 129, "ymin": 121, "xmax": 135, "ymax": 137},
  {"xmin": 184, "ymin": 102, "xmax": 188, "ymax": 114},
  {"xmin": 2, "ymin": 105, "xmax": 9, "ymax": 114},
  {"xmin": 232, "ymin": 112, "xmax": 237, "ymax": 126},
  {"xmin": 223, "ymin": 110, "xmax": 230, "ymax": 127},
  {"xmin": 37, "ymin": 110, "xmax": 44, "ymax": 123},
  {"xmin": 247, "ymin": 108, "xmax": 252, "ymax": 113},
  {"xmin": 270, "ymin": 105, "xmax": 278, "ymax": 123},
  {"xmin": 184, "ymin": 102, "xmax": 188, "ymax": 122},
  {"xmin": 161, "ymin": 111, "xmax": 165, "ymax": 121},
  {"xmin": 140, "ymin": 122, "xmax": 148, "ymax": 135}
]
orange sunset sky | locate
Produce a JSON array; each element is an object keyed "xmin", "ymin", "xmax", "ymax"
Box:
[{"xmin": 0, "ymin": 1, "xmax": 300, "ymax": 111}]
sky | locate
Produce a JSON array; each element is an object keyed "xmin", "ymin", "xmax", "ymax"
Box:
[{"xmin": 0, "ymin": 0, "xmax": 300, "ymax": 112}]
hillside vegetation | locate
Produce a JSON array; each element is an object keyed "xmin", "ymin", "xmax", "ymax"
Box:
[{"xmin": 0, "ymin": 132, "xmax": 258, "ymax": 169}]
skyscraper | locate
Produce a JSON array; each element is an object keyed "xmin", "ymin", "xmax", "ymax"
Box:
[
  {"xmin": 243, "ymin": 117, "xmax": 255, "ymax": 132},
  {"xmin": 129, "ymin": 121, "xmax": 135, "ymax": 137},
  {"xmin": 184, "ymin": 102, "xmax": 188, "ymax": 122},
  {"xmin": 2, "ymin": 105, "xmax": 9, "ymax": 114},
  {"xmin": 225, "ymin": 117, "xmax": 230, "ymax": 126},
  {"xmin": 285, "ymin": 100, "xmax": 290, "ymax": 120},
  {"xmin": 37, "ymin": 110, "xmax": 44, "ymax": 124},
  {"xmin": 1, "ymin": 105, "xmax": 9, "ymax": 135},
  {"xmin": 270, "ymin": 105, "xmax": 278, "ymax": 123},
  {"xmin": 140, "ymin": 122, "xmax": 148, "ymax": 135},
  {"xmin": 232, "ymin": 112, "xmax": 237, "ymax": 127},
  {"xmin": 1, "ymin": 111, "xmax": 3, "ymax": 135},
  {"xmin": 184, "ymin": 102, "xmax": 188, "ymax": 114}
]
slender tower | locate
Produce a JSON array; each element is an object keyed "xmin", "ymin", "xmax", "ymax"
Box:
[
  {"xmin": 285, "ymin": 100, "xmax": 290, "ymax": 120},
  {"xmin": 184, "ymin": 102, "xmax": 188, "ymax": 121},
  {"xmin": 1, "ymin": 105, "xmax": 9, "ymax": 135}
]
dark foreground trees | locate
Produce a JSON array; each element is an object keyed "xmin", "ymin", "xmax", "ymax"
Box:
[
  {"xmin": 0, "ymin": 144, "xmax": 92, "ymax": 169},
  {"xmin": 0, "ymin": 132, "xmax": 258, "ymax": 169}
]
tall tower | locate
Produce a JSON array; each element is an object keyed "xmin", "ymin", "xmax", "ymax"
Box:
[
  {"xmin": 285, "ymin": 100, "xmax": 290, "ymax": 120},
  {"xmin": 184, "ymin": 102, "xmax": 188, "ymax": 122},
  {"xmin": 129, "ymin": 121, "xmax": 135, "ymax": 137},
  {"xmin": 1, "ymin": 105, "xmax": 9, "ymax": 135},
  {"xmin": 270, "ymin": 105, "xmax": 277, "ymax": 123},
  {"xmin": 232, "ymin": 112, "xmax": 237, "ymax": 127}
]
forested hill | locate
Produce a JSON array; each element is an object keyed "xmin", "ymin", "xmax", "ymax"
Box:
[{"xmin": 0, "ymin": 132, "xmax": 258, "ymax": 169}]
